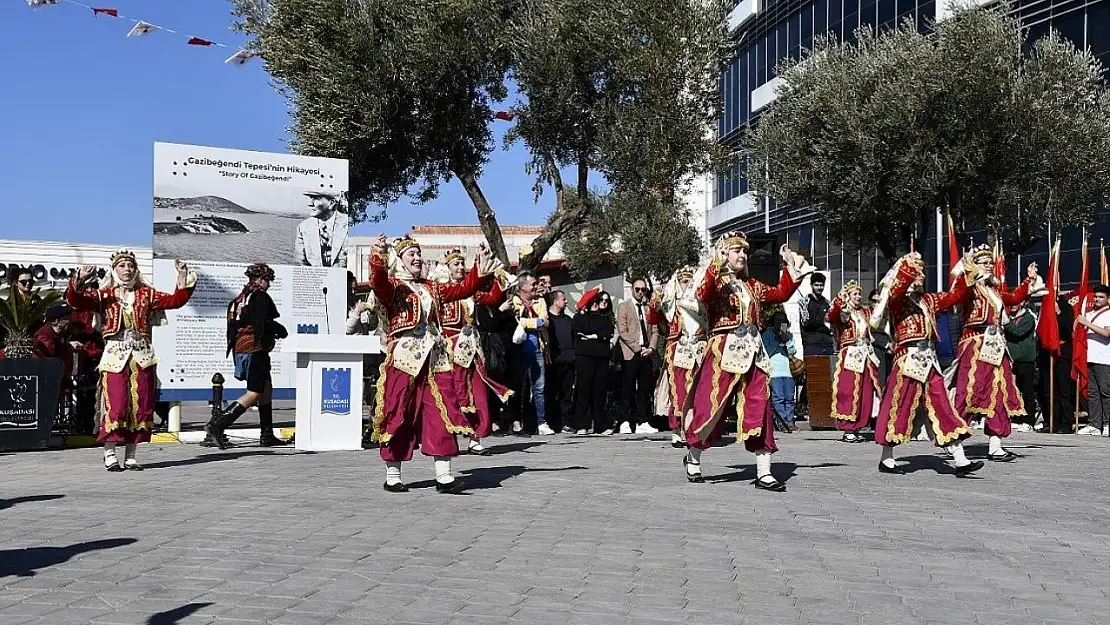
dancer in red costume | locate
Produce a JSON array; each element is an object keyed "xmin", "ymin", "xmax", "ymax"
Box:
[
  {"xmin": 952, "ymin": 245, "xmax": 1041, "ymax": 461},
  {"xmin": 369, "ymin": 234, "xmax": 501, "ymax": 493},
  {"xmin": 683, "ymin": 231, "xmax": 811, "ymax": 491},
  {"xmin": 67, "ymin": 252, "xmax": 195, "ymax": 471},
  {"xmin": 433, "ymin": 245, "xmax": 514, "ymax": 456},
  {"xmin": 871, "ymin": 252, "xmax": 981, "ymax": 476},
  {"xmin": 659, "ymin": 266, "xmax": 707, "ymax": 449},
  {"xmin": 827, "ymin": 280, "xmax": 881, "ymax": 443}
]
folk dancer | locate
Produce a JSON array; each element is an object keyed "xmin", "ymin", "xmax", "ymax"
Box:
[
  {"xmin": 660, "ymin": 266, "xmax": 708, "ymax": 449},
  {"xmin": 870, "ymin": 252, "xmax": 981, "ymax": 476},
  {"xmin": 369, "ymin": 234, "xmax": 501, "ymax": 493},
  {"xmin": 952, "ymin": 245, "xmax": 1041, "ymax": 460},
  {"xmin": 683, "ymin": 231, "xmax": 811, "ymax": 491},
  {"xmin": 827, "ymin": 280, "xmax": 881, "ymax": 443},
  {"xmin": 204, "ymin": 263, "xmax": 291, "ymax": 449},
  {"xmin": 67, "ymin": 252, "xmax": 195, "ymax": 471},
  {"xmin": 433, "ymin": 245, "xmax": 514, "ymax": 456}
]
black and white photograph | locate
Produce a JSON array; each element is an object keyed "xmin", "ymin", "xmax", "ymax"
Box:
[{"xmin": 152, "ymin": 142, "xmax": 349, "ymax": 266}]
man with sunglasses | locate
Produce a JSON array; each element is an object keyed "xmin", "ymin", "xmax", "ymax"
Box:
[{"xmin": 617, "ymin": 278, "xmax": 661, "ymax": 435}]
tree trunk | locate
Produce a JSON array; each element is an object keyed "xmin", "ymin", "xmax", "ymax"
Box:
[
  {"xmin": 576, "ymin": 157, "xmax": 588, "ymax": 201},
  {"xmin": 523, "ymin": 154, "xmax": 591, "ymax": 273},
  {"xmin": 456, "ymin": 170, "xmax": 510, "ymax": 266}
]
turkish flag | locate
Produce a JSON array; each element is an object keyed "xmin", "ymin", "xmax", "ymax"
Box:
[
  {"xmin": 1037, "ymin": 239, "xmax": 1061, "ymax": 356},
  {"xmin": 91, "ymin": 7, "xmax": 118, "ymax": 17},
  {"xmin": 1072, "ymin": 232, "xmax": 1091, "ymax": 397},
  {"xmin": 494, "ymin": 111, "xmax": 514, "ymax": 121},
  {"xmin": 947, "ymin": 212, "xmax": 959, "ymax": 287},
  {"xmin": 187, "ymin": 37, "xmax": 213, "ymax": 46}
]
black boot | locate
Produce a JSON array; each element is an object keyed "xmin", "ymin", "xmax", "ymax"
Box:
[
  {"xmin": 258, "ymin": 404, "xmax": 289, "ymax": 447},
  {"xmin": 205, "ymin": 402, "xmax": 246, "ymax": 450}
]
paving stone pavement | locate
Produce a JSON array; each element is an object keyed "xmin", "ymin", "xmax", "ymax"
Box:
[{"xmin": 2, "ymin": 429, "xmax": 1110, "ymax": 625}]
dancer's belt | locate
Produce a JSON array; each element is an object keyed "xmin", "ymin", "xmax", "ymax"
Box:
[
  {"xmin": 714, "ymin": 324, "xmax": 759, "ymax": 338},
  {"xmin": 909, "ymin": 340, "xmax": 936, "ymax": 351},
  {"xmin": 966, "ymin": 324, "xmax": 1002, "ymax": 336}
]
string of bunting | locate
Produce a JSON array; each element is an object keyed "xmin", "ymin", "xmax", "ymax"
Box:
[{"xmin": 26, "ymin": 0, "xmax": 256, "ymax": 66}]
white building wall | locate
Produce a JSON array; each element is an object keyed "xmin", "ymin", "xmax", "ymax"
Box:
[{"xmin": 0, "ymin": 239, "xmax": 153, "ymax": 291}]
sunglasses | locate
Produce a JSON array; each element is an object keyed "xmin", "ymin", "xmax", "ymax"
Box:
[
  {"xmin": 17, "ymin": 279, "xmax": 33, "ymax": 286},
  {"xmin": 634, "ymin": 287, "xmax": 648, "ymax": 292}
]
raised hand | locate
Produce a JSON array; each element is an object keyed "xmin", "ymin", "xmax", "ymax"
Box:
[
  {"xmin": 174, "ymin": 260, "xmax": 189, "ymax": 276},
  {"xmin": 1027, "ymin": 262, "xmax": 1039, "ymax": 279},
  {"xmin": 76, "ymin": 265, "xmax": 97, "ymax": 284},
  {"xmin": 373, "ymin": 234, "xmax": 389, "ymax": 253}
]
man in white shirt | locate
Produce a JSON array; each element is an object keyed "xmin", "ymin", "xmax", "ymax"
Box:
[{"xmin": 1077, "ymin": 285, "xmax": 1110, "ymax": 435}]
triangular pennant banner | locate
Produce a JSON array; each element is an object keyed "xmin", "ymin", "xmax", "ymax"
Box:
[
  {"xmin": 224, "ymin": 49, "xmax": 256, "ymax": 67},
  {"xmin": 27, "ymin": 0, "xmax": 59, "ymax": 7},
  {"xmin": 127, "ymin": 21, "xmax": 156, "ymax": 37},
  {"xmin": 91, "ymin": 7, "xmax": 117, "ymax": 17},
  {"xmin": 187, "ymin": 36, "xmax": 213, "ymax": 46}
]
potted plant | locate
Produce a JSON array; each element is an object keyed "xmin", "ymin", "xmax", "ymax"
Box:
[{"xmin": 0, "ymin": 285, "xmax": 65, "ymax": 450}]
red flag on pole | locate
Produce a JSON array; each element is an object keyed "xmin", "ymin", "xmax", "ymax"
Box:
[
  {"xmin": 1072, "ymin": 229, "xmax": 1091, "ymax": 397},
  {"xmin": 1037, "ymin": 238, "xmax": 1061, "ymax": 356},
  {"xmin": 947, "ymin": 211, "xmax": 959, "ymax": 287},
  {"xmin": 187, "ymin": 37, "xmax": 213, "ymax": 46},
  {"xmin": 994, "ymin": 239, "xmax": 1006, "ymax": 285},
  {"xmin": 91, "ymin": 7, "xmax": 118, "ymax": 17}
]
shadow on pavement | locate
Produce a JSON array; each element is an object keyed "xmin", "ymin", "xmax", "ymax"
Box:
[
  {"xmin": 142, "ymin": 450, "xmax": 281, "ymax": 470},
  {"xmin": 407, "ymin": 464, "xmax": 589, "ymax": 492},
  {"xmin": 146, "ymin": 602, "xmax": 214, "ymax": 624},
  {"xmin": 0, "ymin": 537, "xmax": 138, "ymax": 578},
  {"xmin": 0, "ymin": 494, "xmax": 64, "ymax": 511},
  {"xmin": 484, "ymin": 441, "xmax": 548, "ymax": 455},
  {"xmin": 708, "ymin": 462, "xmax": 847, "ymax": 486},
  {"xmin": 900, "ymin": 454, "xmax": 982, "ymax": 478}
]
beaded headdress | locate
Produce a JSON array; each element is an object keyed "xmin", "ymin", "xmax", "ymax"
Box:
[
  {"xmin": 970, "ymin": 244, "xmax": 994, "ymax": 263},
  {"xmin": 442, "ymin": 247, "xmax": 466, "ymax": 266},
  {"xmin": 838, "ymin": 280, "xmax": 862, "ymax": 301},
  {"xmin": 676, "ymin": 266, "xmax": 695, "ymax": 280},
  {"xmin": 393, "ymin": 235, "xmax": 420, "ymax": 256},
  {"xmin": 110, "ymin": 249, "xmax": 137, "ymax": 267},
  {"xmin": 717, "ymin": 231, "xmax": 749, "ymax": 250}
]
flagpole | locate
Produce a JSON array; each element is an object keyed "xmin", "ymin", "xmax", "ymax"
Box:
[
  {"xmin": 935, "ymin": 208, "xmax": 943, "ymax": 290},
  {"xmin": 1076, "ymin": 227, "xmax": 1089, "ymax": 434}
]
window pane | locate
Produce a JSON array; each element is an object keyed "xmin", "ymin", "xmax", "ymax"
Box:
[
  {"xmin": 802, "ymin": 4, "xmax": 815, "ymax": 48},
  {"xmin": 789, "ymin": 12, "xmax": 801, "ymax": 58},
  {"xmin": 861, "ymin": 0, "xmax": 877, "ymax": 32},
  {"xmin": 815, "ymin": 0, "xmax": 829, "ymax": 34},
  {"xmin": 878, "ymin": 0, "xmax": 896, "ymax": 26}
]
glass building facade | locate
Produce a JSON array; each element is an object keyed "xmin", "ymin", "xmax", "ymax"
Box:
[{"xmin": 712, "ymin": 0, "xmax": 1110, "ymax": 293}]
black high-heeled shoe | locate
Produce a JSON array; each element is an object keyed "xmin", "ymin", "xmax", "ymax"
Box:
[
  {"xmin": 754, "ymin": 476, "xmax": 785, "ymax": 492},
  {"xmin": 382, "ymin": 482, "xmax": 409, "ymax": 493},
  {"xmin": 878, "ymin": 462, "xmax": 905, "ymax": 475}
]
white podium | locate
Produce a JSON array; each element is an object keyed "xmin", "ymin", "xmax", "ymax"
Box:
[{"xmin": 280, "ymin": 334, "xmax": 382, "ymax": 451}]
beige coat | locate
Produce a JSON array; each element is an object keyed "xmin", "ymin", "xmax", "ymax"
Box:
[{"xmin": 617, "ymin": 298, "xmax": 661, "ymax": 360}]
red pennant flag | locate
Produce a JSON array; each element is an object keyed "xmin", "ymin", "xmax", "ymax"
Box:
[
  {"xmin": 1072, "ymin": 230, "xmax": 1091, "ymax": 397},
  {"xmin": 91, "ymin": 7, "xmax": 118, "ymax": 17},
  {"xmin": 994, "ymin": 239, "xmax": 1006, "ymax": 287},
  {"xmin": 187, "ymin": 37, "xmax": 213, "ymax": 46},
  {"xmin": 1037, "ymin": 239, "xmax": 1061, "ymax": 356},
  {"xmin": 494, "ymin": 111, "xmax": 514, "ymax": 121}
]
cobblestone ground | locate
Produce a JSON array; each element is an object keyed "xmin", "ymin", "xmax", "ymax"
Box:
[{"xmin": 2, "ymin": 430, "xmax": 1109, "ymax": 625}]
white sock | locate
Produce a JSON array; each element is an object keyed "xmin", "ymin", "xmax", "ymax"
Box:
[
  {"xmin": 755, "ymin": 451, "xmax": 772, "ymax": 479},
  {"xmin": 385, "ymin": 462, "xmax": 402, "ymax": 486},
  {"xmin": 103, "ymin": 443, "xmax": 118, "ymax": 466},
  {"xmin": 686, "ymin": 448, "xmax": 702, "ymax": 475},
  {"xmin": 950, "ymin": 442, "xmax": 970, "ymax": 467},
  {"xmin": 988, "ymin": 435, "xmax": 1003, "ymax": 456},
  {"xmin": 880, "ymin": 445, "xmax": 896, "ymax": 468},
  {"xmin": 123, "ymin": 444, "xmax": 138, "ymax": 466},
  {"xmin": 469, "ymin": 438, "xmax": 484, "ymax": 451},
  {"xmin": 434, "ymin": 457, "xmax": 453, "ymax": 484}
]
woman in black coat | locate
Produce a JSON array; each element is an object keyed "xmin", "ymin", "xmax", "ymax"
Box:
[{"xmin": 573, "ymin": 289, "xmax": 615, "ymax": 434}]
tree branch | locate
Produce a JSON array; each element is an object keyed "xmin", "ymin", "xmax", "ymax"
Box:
[{"xmin": 456, "ymin": 170, "xmax": 510, "ymax": 266}]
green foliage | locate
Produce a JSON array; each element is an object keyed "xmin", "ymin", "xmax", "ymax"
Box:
[
  {"xmin": 561, "ymin": 189, "xmax": 702, "ymax": 282},
  {"xmin": 0, "ymin": 289, "xmax": 61, "ymax": 359},
  {"xmin": 745, "ymin": 6, "xmax": 1110, "ymax": 264},
  {"xmin": 232, "ymin": 0, "xmax": 730, "ymax": 270}
]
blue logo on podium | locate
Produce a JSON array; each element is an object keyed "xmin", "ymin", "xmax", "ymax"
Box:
[
  {"xmin": 320, "ymin": 367, "xmax": 351, "ymax": 415},
  {"xmin": 298, "ymin": 323, "xmax": 319, "ymax": 335}
]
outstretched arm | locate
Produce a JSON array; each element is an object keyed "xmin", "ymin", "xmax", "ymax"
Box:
[
  {"xmin": 473, "ymin": 277, "xmax": 504, "ymax": 307},
  {"xmin": 439, "ymin": 264, "xmax": 481, "ymax": 303},
  {"xmin": 758, "ymin": 267, "xmax": 799, "ymax": 305}
]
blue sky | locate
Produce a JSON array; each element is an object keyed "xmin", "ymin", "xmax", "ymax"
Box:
[{"xmin": 2, "ymin": 0, "xmax": 557, "ymax": 247}]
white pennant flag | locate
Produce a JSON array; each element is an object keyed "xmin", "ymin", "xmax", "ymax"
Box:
[
  {"xmin": 27, "ymin": 0, "xmax": 59, "ymax": 8},
  {"xmin": 224, "ymin": 49, "xmax": 256, "ymax": 67},
  {"xmin": 127, "ymin": 21, "xmax": 157, "ymax": 37}
]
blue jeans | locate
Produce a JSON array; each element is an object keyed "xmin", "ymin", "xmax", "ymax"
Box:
[
  {"xmin": 770, "ymin": 377, "xmax": 796, "ymax": 423},
  {"xmin": 517, "ymin": 341, "xmax": 547, "ymax": 426}
]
